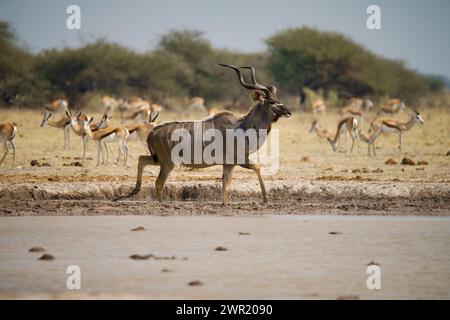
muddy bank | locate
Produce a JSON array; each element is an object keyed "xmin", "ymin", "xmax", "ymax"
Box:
[{"xmin": 0, "ymin": 180, "xmax": 449, "ymax": 216}]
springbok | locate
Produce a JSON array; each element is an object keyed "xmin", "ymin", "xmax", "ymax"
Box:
[
  {"xmin": 327, "ymin": 117, "xmax": 359, "ymax": 154},
  {"xmin": 377, "ymin": 99, "xmax": 405, "ymax": 116},
  {"xmin": 115, "ymin": 64, "xmax": 291, "ymax": 203},
  {"xmin": 40, "ymin": 112, "xmax": 71, "ymax": 150},
  {"xmin": 309, "ymin": 118, "xmax": 335, "ymax": 139},
  {"xmin": 358, "ymin": 127, "xmax": 383, "ymax": 156},
  {"xmin": 0, "ymin": 122, "xmax": 17, "ymax": 168},
  {"xmin": 370, "ymin": 105, "xmax": 424, "ymax": 153},
  {"xmin": 80, "ymin": 117, "xmax": 130, "ymax": 167},
  {"xmin": 312, "ymin": 99, "xmax": 327, "ymax": 116},
  {"xmin": 118, "ymin": 98, "xmax": 152, "ymax": 123},
  {"xmin": 340, "ymin": 98, "xmax": 373, "ymax": 126}
]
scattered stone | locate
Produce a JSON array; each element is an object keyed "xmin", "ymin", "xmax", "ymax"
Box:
[
  {"xmin": 188, "ymin": 280, "xmax": 203, "ymax": 286},
  {"xmin": 416, "ymin": 167, "xmax": 425, "ymax": 171},
  {"xmin": 29, "ymin": 247, "xmax": 45, "ymax": 253},
  {"xmin": 401, "ymin": 158, "xmax": 415, "ymax": 165},
  {"xmin": 131, "ymin": 226, "xmax": 146, "ymax": 231},
  {"xmin": 337, "ymin": 295, "xmax": 359, "ymax": 300},
  {"xmin": 367, "ymin": 261, "xmax": 380, "ymax": 266},
  {"xmin": 38, "ymin": 254, "xmax": 55, "ymax": 261},
  {"xmin": 63, "ymin": 161, "xmax": 83, "ymax": 167},
  {"xmin": 329, "ymin": 231, "xmax": 343, "ymax": 235},
  {"xmin": 301, "ymin": 156, "xmax": 310, "ymax": 162},
  {"xmin": 30, "ymin": 160, "xmax": 41, "ymax": 167},
  {"xmin": 215, "ymin": 246, "xmax": 228, "ymax": 251},
  {"xmin": 42, "ymin": 162, "xmax": 51, "ymax": 167},
  {"xmin": 238, "ymin": 232, "xmax": 251, "ymax": 235},
  {"xmin": 385, "ymin": 159, "xmax": 397, "ymax": 165},
  {"xmin": 352, "ymin": 169, "xmax": 361, "ymax": 173},
  {"xmin": 417, "ymin": 160, "xmax": 428, "ymax": 165},
  {"xmin": 361, "ymin": 168, "xmax": 369, "ymax": 173},
  {"xmin": 372, "ymin": 168, "xmax": 383, "ymax": 173},
  {"xmin": 324, "ymin": 167, "xmax": 333, "ymax": 171},
  {"xmin": 447, "ymin": 151, "xmax": 450, "ymax": 156},
  {"xmin": 161, "ymin": 268, "xmax": 172, "ymax": 273}
]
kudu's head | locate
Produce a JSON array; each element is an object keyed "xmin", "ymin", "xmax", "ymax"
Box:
[{"xmin": 218, "ymin": 64, "xmax": 291, "ymax": 122}]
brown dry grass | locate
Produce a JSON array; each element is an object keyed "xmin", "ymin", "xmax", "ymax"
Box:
[{"xmin": 0, "ymin": 106, "xmax": 449, "ymax": 184}]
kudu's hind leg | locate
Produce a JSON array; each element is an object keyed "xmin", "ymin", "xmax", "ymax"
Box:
[
  {"xmin": 155, "ymin": 163, "xmax": 174, "ymax": 202},
  {"xmin": 221, "ymin": 165, "xmax": 235, "ymax": 204},
  {"xmin": 239, "ymin": 163, "xmax": 268, "ymax": 203},
  {"xmin": 113, "ymin": 155, "xmax": 156, "ymax": 201}
]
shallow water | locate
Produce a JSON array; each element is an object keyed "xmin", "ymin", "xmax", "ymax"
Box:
[{"xmin": 0, "ymin": 215, "xmax": 449, "ymax": 299}]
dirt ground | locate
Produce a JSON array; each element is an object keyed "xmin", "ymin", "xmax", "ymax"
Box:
[{"xmin": 0, "ymin": 107, "xmax": 449, "ymax": 215}]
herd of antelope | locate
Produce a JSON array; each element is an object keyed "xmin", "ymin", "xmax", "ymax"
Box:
[
  {"xmin": 0, "ymin": 63, "xmax": 425, "ymax": 203},
  {"xmin": 310, "ymin": 97, "xmax": 425, "ymax": 156}
]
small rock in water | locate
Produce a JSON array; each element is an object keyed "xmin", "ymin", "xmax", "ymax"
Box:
[
  {"xmin": 401, "ymin": 158, "xmax": 415, "ymax": 165},
  {"xmin": 367, "ymin": 261, "xmax": 380, "ymax": 266},
  {"xmin": 188, "ymin": 280, "xmax": 203, "ymax": 286},
  {"xmin": 38, "ymin": 254, "xmax": 55, "ymax": 261},
  {"xmin": 238, "ymin": 232, "xmax": 251, "ymax": 235},
  {"xmin": 131, "ymin": 226, "xmax": 146, "ymax": 231},
  {"xmin": 329, "ymin": 231, "xmax": 343, "ymax": 235},
  {"xmin": 161, "ymin": 268, "xmax": 172, "ymax": 273},
  {"xmin": 129, "ymin": 254, "xmax": 151, "ymax": 260},
  {"xmin": 215, "ymin": 246, "xmax": 228, "ymax": 251},
  {"xmin": 29, "ymin": 247, "xmax": 45, "ymax": 253},
  {"xmin": 385, "ymin": 159, "xmax": 397, "ymax": 165}
]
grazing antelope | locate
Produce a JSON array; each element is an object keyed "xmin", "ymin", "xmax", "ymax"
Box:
[
  {"xmin": 309, "ymin": 118, "xmax": 335, "ymax": 139},
  {"xmin": 0, "ymin": 122, "xmax": 17, "ymax": 168},
  {"xmin": 357, "ymin": 127, "xmax": 383, "ymax": 156},
  {"xmin": 370, "ymin": 104, "xmax": 424, "ymax": 153},
  {"xmin": 115, "ymin": 63, "xmax": 291, "ymax": 203},
  {"xmin": 43, "ymin": 99, "xmax": 69, "ymax": 116},
  {"xmin": 118, "ymin": 98, "xmax": 152, "ymax": 123},
  {"xmin": 377, "ymin": 99, "xmax": 405, "ymax": 116},
  {"xmin": 312, "ymin": 99, "xmax": 327, "ymax": 116},
  {"xmin": 327, "ymin": 117, "xmax": 359, "ymax": 154},
  {"xmin": 40, "ymin": 112, "xmax": 71, "ymax": 150},
  {"xmin": 81, "ymin": 117, "xmax": 130, "ymax": 167}
]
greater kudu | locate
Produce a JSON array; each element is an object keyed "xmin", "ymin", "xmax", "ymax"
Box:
[{"xmin": 115, "ymin": 64, "xmax": 291, "ymax": 203}]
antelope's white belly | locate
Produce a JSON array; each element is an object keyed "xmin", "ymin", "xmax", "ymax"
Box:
[{"xmin": 102, "ymin": 133, "xmax": 117, "ymax": 143}]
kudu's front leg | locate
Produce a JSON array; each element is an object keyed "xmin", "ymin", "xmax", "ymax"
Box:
[{"xmin": 239, "ymin": 163, "xmax": 267, "ymax": 203}]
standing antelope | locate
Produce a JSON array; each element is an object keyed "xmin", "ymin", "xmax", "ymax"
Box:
[
  {"xmin": 370, "ymin": 105, "xmax": 424, "ymax": 153},
  {"xmin": 81, "ymin": 116, "xmax": 130, "ymax": 167},
  {"xmin": 377, "ymin": 99, "xmax": 405, "ymax": 116},
  {"xmin": 357, "ymin": 127, "xmax": 383, "ymax": 156},
  {"xmin": 327, "ymin": 117, "xmax": 359, "ymax": 155},
  {"xmin": 0, "ymin": 122, "xmax": 17, "ymax": 168},
  {"xmin": 40, "ymin": 112, "xmax": 71, "ymax": 150},
  {"xmin": 115, "ymin": 63, "xmax": 291, "ymax": 203}
]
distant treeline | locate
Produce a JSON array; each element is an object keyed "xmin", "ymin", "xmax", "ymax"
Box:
[{"xmin": 0, "ymin": 21, "xmax": 445, "ymax": 109}]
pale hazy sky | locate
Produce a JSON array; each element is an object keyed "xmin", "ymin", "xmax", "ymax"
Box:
[{"xmin": 1, "ymin": 0, "xmax": 449, "ymax": 77}]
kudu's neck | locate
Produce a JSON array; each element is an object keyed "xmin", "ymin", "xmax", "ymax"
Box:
[{"xmin": 238, "ymin": 103, "xmax": 273, "ymax": 133}]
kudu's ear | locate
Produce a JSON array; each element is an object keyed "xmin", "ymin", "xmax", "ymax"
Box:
[{"xmin": 251, "ymin": 90, "xmax": 265, "ymax": 102}]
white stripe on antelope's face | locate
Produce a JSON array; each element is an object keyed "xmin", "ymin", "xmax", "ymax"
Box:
[{"xmin": 416, "ymin": 114, "xmax": 425, "ymax": 124}]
